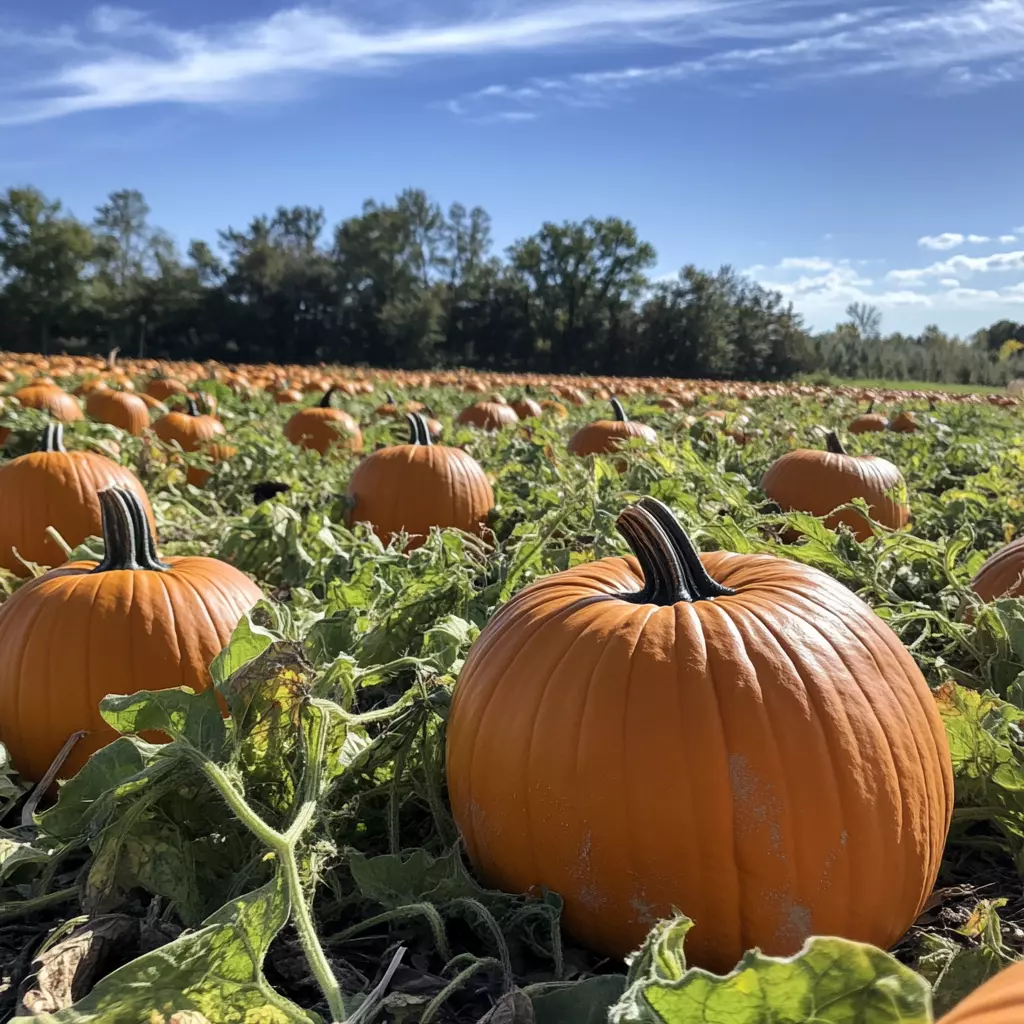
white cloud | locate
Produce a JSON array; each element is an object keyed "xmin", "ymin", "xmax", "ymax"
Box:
[
  {"xmin": 1001, "ymin": 233, "xmax": 1018, "ymax": 242},
  {"xmin": 967, "ymin": 233, "xmax": 991, "ymax": 243},
  {"xmin": 939, "ymin": 278, "xmax": 961, "ymax": 287},
  {"xmin": 888, "ymin": 248, "xmax": 1024, "ymax": 283},
  {"xmin": 918, "ymin": 232, "xmax": 964, "ymax": 250},
  {"xmin": 777, "ymin": 256, "xmax": 835, "ymax": 271},
  {"xmin": 2, "ymin": 0, "xmax": 1023, "ymax": 126}
]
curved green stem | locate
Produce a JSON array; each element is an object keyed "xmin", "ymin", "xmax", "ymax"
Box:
[
  {"xmin": 610, "ymin": 397, "xmax": 628, "ymax": 422},
  {"xmin": 825, "ymin": 431, "xmax": 846, "ymax": 455}
]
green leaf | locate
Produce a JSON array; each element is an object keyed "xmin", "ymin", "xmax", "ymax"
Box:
[
  {"xmin": 100, "ymin": 686, "xmax": 226, "ymax": 758},
  {"xmin": 14, "ymin": 873, "xmax": 318, "ymax": 1024},
  {"xmin": 348, "ymin": 846, "xmax": 485, "ymax": 909},
  {"xmin": 210, "ymin": 609, "xmax": 278, "ymax": 693},
  {"xmin": 608, "ymin": 914, "xmax": 932, "ymax": 1023},
  {"xmin": 529, "ymin": 977, "xmax": 628, "ymax": 1024}
]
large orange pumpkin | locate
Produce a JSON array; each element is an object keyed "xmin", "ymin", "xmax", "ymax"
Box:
[
  {"xmin": 13, "ymin": 384, "xmax": 83, "ymax": 423},
  {"xmin": 939, "ymin": 959, "xmax": 1024, "ymax": 1022},
  {"xmin": 0, "ymin": 424, "xmax": 155, "ymax": 576},
  {"xmin": 284, "ymin": 389, "xmax": 363, "ymax": 455},
  {"xmin": 0, "ymin": 487, "xmax": 261, "ymax": 783},
  {"xmin": 447, "ymin": 497, "xmax": 952, "ymax": 971},
  {"xmin": 970, "ymin": 537, "xmax": 1024, "ymax": 602},
  {"xmin": 85, "ymin": 389, "xmax": 150, "ymax": 436},
  {"xmin": 154, "ymin": 397, "xmax": 225, "ymax": 453},
  {"xmin": 761, "ymin": 431, "xmax": 910, "ymax": 541},
  {"xmin": 144, "ymin": 375, "xmax": 189, "ymax": 402},
  {"xmin": 347, "ymin": 413, "xmax": 494, "ymax": 549},
  {"xmin": 456, "ymin": 401, "xmax": 519, "ymax": 431},
  {"xmin": 567, "ymin": 398, "xmax": 656, "ymax": 456}
]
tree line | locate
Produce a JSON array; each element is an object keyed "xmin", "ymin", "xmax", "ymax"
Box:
[{"xmin": 0, "ymin": 184, "xmax": 1021, "ymax": 383}]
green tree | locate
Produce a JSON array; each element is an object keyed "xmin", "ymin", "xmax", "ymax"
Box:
[{"xmin": 0, "ymin": 186, "xmax": 94, "ymax": 351}]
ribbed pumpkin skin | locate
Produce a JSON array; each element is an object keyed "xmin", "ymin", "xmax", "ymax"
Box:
[
  {"xmin": 971, "ymin": 537, "xmax": 1024, "ymax": 602},
  {"xmin": 145, "ymin": 377, "xmax": 188, "ymax": 401},
  {"xmin": 0, "ymin": 556, "xmax": 261, "ymax": 782},
  {"xmin": 512, "ymin": 398, "xmax": 543, "ymax": 420},
  {"xmin": 13, "ymin": 385, "xmax": 83, "ymax": 422},
  {"xmin": 568, "ymin": 418, "xmax": 657, "ymax": 456},
  {"xmin": 762, "ymin": 448, "xmax": 909, "ymax": 541},
  {"xmin": 939, "ymin": 960, "xmax": 1024, "ymax": 1023},
  {"xmin": 85, "ymin": 390, "xmax": 150, "ymax": 435},
  {"xmin": 848, "ymin": 413, "xmax": 887, "ymax": 435},
  {"xmin": 347, "ymin": 444, "xmax": 494, "ymax": 548},
  {"xmin": 284, "ymin": 408, "xmax": 362, "ymax": 455},
  {"xmin": 0, "ymin": 452, "xmax": 154, "ymax": 575},
  {"xmin": 457, "ymin": 402, "xmax": 519, "ymax": 430},
  {"xmin": 447, "ymin": 552, "xmax": 952, "ymax": 971},
  {"xmin": 154, "ymin": 409, "xmax": 225, "ymax": 452}
]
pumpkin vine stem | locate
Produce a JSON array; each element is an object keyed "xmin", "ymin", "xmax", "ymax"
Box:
[
  {"xmin": 92, "ymin": 487, "xmax": 168, "ymax": 574},
  {"xmin": 617, "ymin": 498, "xmax": 735, "ymax": 605},
  {"xmin": 825, "ymin": 431, "xmax": 847, "ymax": 455},
  {"xmin": 39, "ymin": 423, "xmax": 66, "ymax": 454},
  {"xmin": 610, "ymin": 397, "xmax": 628, "ymax": 423},
  {"xmin": 185, "ymin": 396, "xmax": 200, "ymax": 417},
  {"xmin": 319, "ymin": 388, "xmax": 336, "ymax": 409},
  {"xmin": 406, "ymin": 412, "xmax": 433, "ymax": 447}
]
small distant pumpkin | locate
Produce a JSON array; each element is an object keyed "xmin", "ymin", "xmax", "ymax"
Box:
[
  {"xmin": 762, "ymin": 431, "xmax": 909, "ymax": 541},
  {"xmin": 567, "ymin": 398, "xmax": 656, "ymax": 456},
  {"xmin": 144, "ymin": 375, "xmax": 189, "ymax": 402},
  {"xmin": 848, "ymin": 401, "xmax": 887, "ymax": 435},
  {"xmin": 154, "ymin": 397, "xmax": 225, "ymax": 453},
  {"xmin": 512, "ymin": 396, "xmax": 543, "ymax": 420},
  {"xmin": 273, "ymin": 388, "xmax": 304, "ymax": 405},
  {"xmin": 0, "ymin": 486, "xmax": 261, "ymax": 782},
  {"xmin": 889, "ymin": 410, "xmax": 920, "ymax": 434},
  {"xmin": 457, "ymin": 401, "xmax": 519, "ymax": 431},
  {"xmin": 85, "ymin": 389, "xmax": 150, "ymax": 436},
  {"xmin": 347, "ymin": 413, "xmax": 494, "ymax": 549},
  {"xmin": 284, "ymin": 388, "xmax": 362, "ymax": 455},
  {"xmin": 13, "ymin": 384, "xmax": 83, "ymax": 423},
  {"xmin": 187, "ymin": 442, "xmax": 238, "ymax": 488},
  {"xmin": 0, "ymin": 424, "xmax": 154, "ymax": 576}
]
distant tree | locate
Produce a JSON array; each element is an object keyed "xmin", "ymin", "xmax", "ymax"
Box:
[{"xmin": 845, "ymin": 302, "xmax": 882, "ymax": 339}]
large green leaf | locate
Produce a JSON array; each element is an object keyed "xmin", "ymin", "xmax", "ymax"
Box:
[{"xmin": 13, "ymin": 873, "xmax": 316, "ymax": 1024}]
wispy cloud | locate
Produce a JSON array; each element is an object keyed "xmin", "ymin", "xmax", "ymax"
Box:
[
  {"xmin": 919, "ymin": 233, "xmax": 965, "ymax": 250},
  {"xmin": 2, "ymin": 0, "xmax": 1023, "ymax": 127}
]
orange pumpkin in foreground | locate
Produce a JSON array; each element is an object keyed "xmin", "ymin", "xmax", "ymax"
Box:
[
  {"xmin": 567, "ymin": 398, "xmax": 656, "ymax": 456},
  {"xmin": 347, "ymin": 413, "xmax": 493, "ymax": 548},
  {"xmin": 0, "ymin": 424, "xmax": 154, "ymax": 576},
  {"xmin": 0, "ymin": 487, "xmax": 261, "ymax": 783},
  {"xmin": 939, "ymin": 959, "xmax": 1024, "ymax": 1023},
  {"xmin": 284, "ymin": 388, "xmax": 362, "ymax": 455},
  {"xmin": 761, "ymin": 431, "xmax": 909, "ymax": 541},
  {"xmin": 447, "ymin": 497, "xmax": 952, "ymax": 971}
]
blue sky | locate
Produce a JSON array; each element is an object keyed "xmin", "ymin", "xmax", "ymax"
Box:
[{"xmin": 2, "ymin": 1, "xmax": 1023, "ymax": 336}]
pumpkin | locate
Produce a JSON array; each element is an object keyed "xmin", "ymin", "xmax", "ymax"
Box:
[
  {"xmin": 0, "ymin": 487, "xmax": 261, "ymax": 783},
  {"xmin": 938, "ymin": 959, "xmax": 1024, "ymax": 1023},
  {"xmin": 85, "ymin": 389, "xmax": 150, "ymax": 435},
  {"xmin": 144, "ymin": 375, "xmax": 189, "ymax": 402},
  {"xmin": 137, "ymin": 393, "xmax": 168, "ymax": 415},
  {"xmin": 567, "ymin": 398, "xmax": 656, "ymax": 456},
  {"xmin": 187, "ymin": 442, "xmax": 239, "ymax": 488},
  {"xmin": 848, "ymin": 402, "xmax": 887, "ymax": 434},
  {"xmin": 970, "ymin": 537, "xmax": 1024, "ymax": 603},
  {"xmin": 761, "ymin": 431, "xmax": 910, "ymax": 541},
  {"xmin": 457, "ymin": 401, "xmax": 519, "ymax": 431},
  {"xmin": 154, "ymin": 397, "xmax": 225, "ymax": 453},
  {"xmin": 13, "ymin": 384, "xmax": 83, "ymax": 423},
  {"xmin": 890, "ymin": 410, "xmax": 920, "ymax": 434},
  {"xmin": 284, "ymin": 388, "xmax": 363, "ymax": 455},
  {"xmin": 540, "ymin": 400, "xmax": 569, "ymax": 420},
  {"xmin": 0, "ymin": 424, "xmax": 154, "ymax": 576},
  {"xmin": 347, "ymin": 413, "xmax": 494, "ymax": 549},
  {"xmin": 446, "ymin": 497, "xmax": 952, "ymax": 971},
  {"xmin": 512, "ymin": 396, "xmax": 543, "ymax": 420},
  {"xmin": 375, "ymin": 391, "xmax": 424, "ymax": 417},
  {"xmin": 273, "ymin": 388, "xmax": 304, "ymax": 405}
]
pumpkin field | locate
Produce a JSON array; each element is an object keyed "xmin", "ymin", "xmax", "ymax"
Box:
[{"xmin": 3, "ymin": 352, "xmax": 1024, "ymax": 1023}]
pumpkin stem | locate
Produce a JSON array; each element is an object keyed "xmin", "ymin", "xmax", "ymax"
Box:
[
  {"xmin": 107, "ymin": 346, "xmax": 120, "ymax": 369},
  {"xmin": 825, "ymin": 431, "xmax": 847, "ymax": 455},
  {"xmin": 616, "ymin": 498, "xmax": 735, "ymax": 605},
  {"xmin": 406, "ymin": 412, "xmax": 432, "ymax": 446},
  {"xmin": 185, "ymin": 396, "xmax": 200, "ymax": 417},
  {"xmin": 866, "ymin": 400, "xmax": 875, "ymax": 413},
  {"xmin": 320, "ymin": 388, "xmax": 336, "ymax": 409},
  {"xmin": 386, "ymin": 391, "xmax": 396, "ymax": 405},
  {"xmin": 39, "ymin": 423, "xmax": 66, "ymax": 453},
  {"xmin": 91, "ymin": 487, "xmax": 168, "ymax": 574},
  {"xmin": 610, "ymin": 398, "xmax": 628, "ymax": 423}
]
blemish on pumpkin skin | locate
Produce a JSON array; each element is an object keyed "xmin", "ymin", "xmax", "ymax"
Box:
[
  {"xmin": 572, "ymin": 830, "xmax": 607, "ymax": 911},
  {"xmin": 729, "ymin": 752, "xmax": 783, "ymax": 855},
  {"xmin": 630, "ymin": 896, "xmax": 659, "ymax": 927}
]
